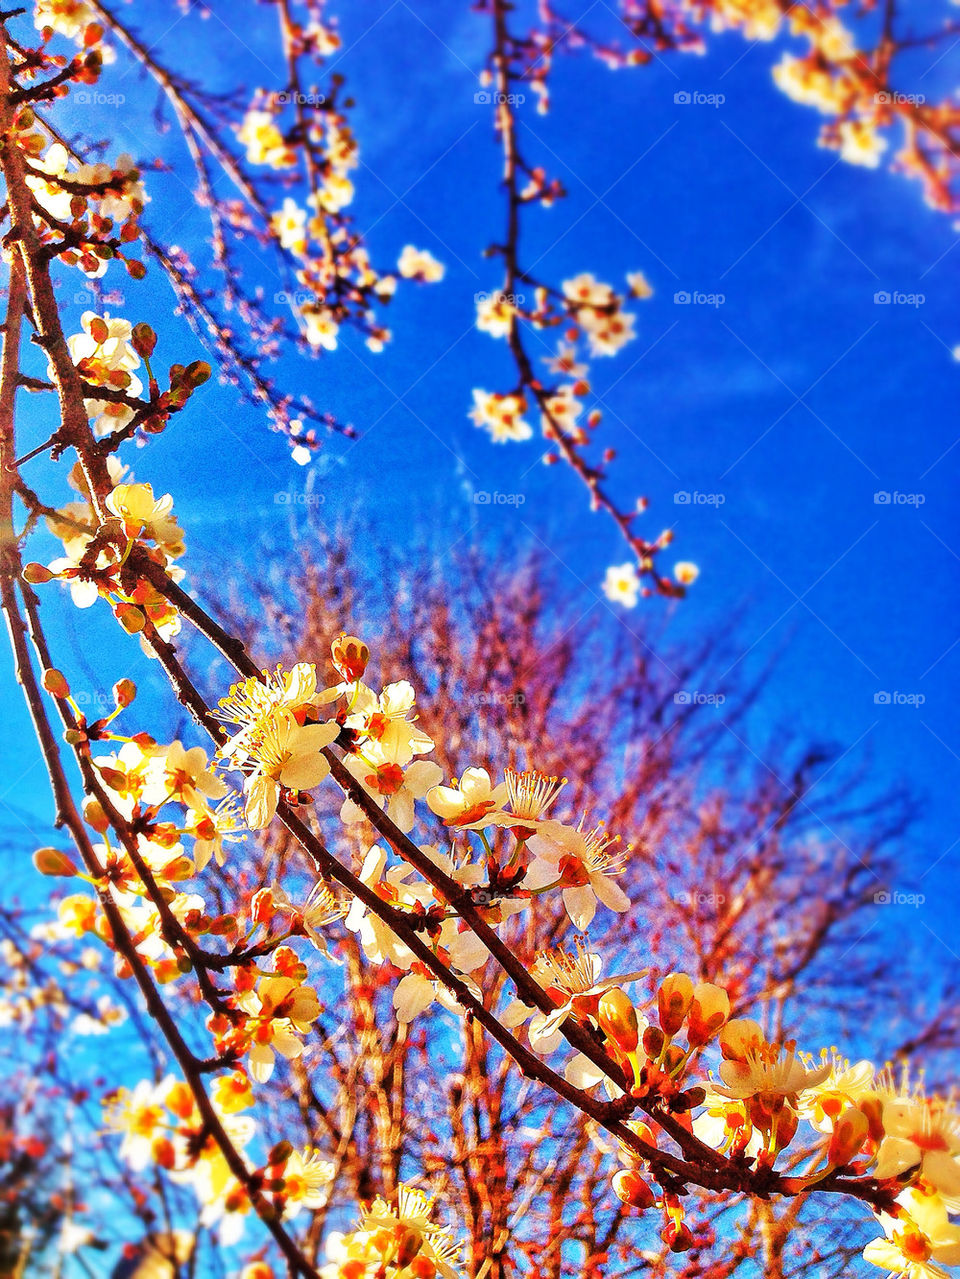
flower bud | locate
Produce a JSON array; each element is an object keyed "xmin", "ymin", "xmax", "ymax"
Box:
[
  {"xmin": 268, "ymin": 1140, "xmax": 293, "ymax": 1166},
  {"xmin": 22, "ymin": 562, "xmax": 54, "ymax": 584},
  {"xmin": 113, "ymin": 678, "xmax": 136, "ymax": 707},
  {"xmin": 115, "ymin": 603, "xmax": 146, "ymax": 634},
  {"xmin": 165, "ymin": 1080, "xmax": 194, "ymax": 1120},
  {"xmin": 827, "ymin": 1106, "xmax": 869, "ymax": 1167},
  {"xmin": 331, "ymin": 632, "xmax": 369, "ymax": 682},
  {"xmin": 83, "ymin": 798, "xmax": 110, "ymax": 832},
  {"xmin": 208, "ymin": 914, "xmax": 238, "ymax": 936},
  {"xmin": 252, "ymin": 887, "xmax": 276, "ymax": 925},
  {"xmin": 598, "ymin": 987, "xmax": 639, "ymax": 1053},
  {"xmin": 97, "ymin": 766, "xmax": 127, "ymax": 792},
  {"xmin": 186, "ymin": 359, "xmax": 211, "ymax": 387},
  {"xmin": 642, "ymin": 1024, "xmax": 664, "ymax": 1058},
  {"xmin": 674, "ymin": 1086, "xmax": 706, "ymax": 1112},
  {"xmin": 130, "ymin": 322, "xmax": 157, "ymax": 358},
  {"xmin": 686, "ymin": 982, "xmax": 730, "ymax": 1046},
  {"xmin": 662, "ymin": 1221, "xmax": 693, "ymax": 1253},
  {"xmin": 611, "ymin": 1169, "xmax": 656, "ymax": 1210},
  {"xmin": 627, "ymin": 1120, "xmax": 656, "ymax": 1148},
  {"xmin": 657, "ymin": 972, "xmax": 693, "ymax": 1036},
  {"xmin": 41, "ymin": 668, "xmax": 70, "ymax": 697},
  {"xmin": 164, "ymin": 856, "xmax": 195, "ymax": 882},
  {"xmin": 152, "ymin": 1136, "xmax": 176, "ymax": 1170},
  {"xmin": 33, "ymin": 847, "xmax": 78, "ymax": 877},
  {"xmin": 662, "ymin": 1044, "xmax": 686, "ymax": 1073}
]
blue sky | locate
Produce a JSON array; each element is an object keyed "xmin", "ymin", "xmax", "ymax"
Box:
[{"xmin": 3, "ymin": 0, "xmax": 959, "ymax": 992}]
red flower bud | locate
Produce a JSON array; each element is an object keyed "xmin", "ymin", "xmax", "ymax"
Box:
[
  {"xmin": 598, "ymin": 987, "xmax": 639, "ymax": 1053},
  {"xmin": 113, "ymin": 678, "xmax": 136, "ymax": 707},
  {"xmin": 662, "ymin": 1220, "xmax": 694, "ymax": 1253},
  {"xmin": 331, "ymin": 632, "xmax": 369, "ymax": 682},
  {"xmin": 657, "ymin": 972, "xmax": 693, "ymax": 1037},
  {"xmin": 131, "ymin": 323, "xmax": 156, "ymax": 358},
  {"xmin": 611, "ymin": 1169, "xmax": 656, "ymax": 1210}
]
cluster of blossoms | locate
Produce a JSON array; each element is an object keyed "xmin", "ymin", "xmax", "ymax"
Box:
[
  {"xmin": 10, "ymin": 79, "xmax": 149, "ymax": 278},
  {"xmin": 90, "ymin": 732, "xmax": 242, "ymax": 856},
  {"xmin": 322, "ymin": 1185, "xmax": 463, "ymax": 1279},
  {"xmin": 239, "ymin": 59, "xmax": 402, "ymax": 361},
  {"xmin": 397, "ymin": 245, "xmax": 445, "ymax": 284},
  {"xmin": 768, "ymin": 7, "xmax": 888, "ymax": 168},
  {"xmin": 469, "ymin": 270, "xmax": 645, "ymax": 448},
  {"xmin": 26, "ymin": 142, "xmax": 146, "ymax": 276},
  {"xmin": 63, "ymin": 311, "xmax": 142, "ymax": 436},
  {"xmin": 0, "ymin": 931, "xmax": 124, "ymax": 1037},
  {"xmin": 26, "ymin": 623, "xmax": 960, "ymax": 1273},
  {"xmin": 239, "ymin": 109, "xmax": 297, "ymax": 170},
  {"xmin": 24, "ymin": 0, "xmax": 391, "ymax": 451},
  {"xmin": 211, "ymin": 948, "xmax": 324, "ymax": 1083},
  {"xmin": 467, "ymin": 267, "xmax": 698, "ymax": 602},
  {"xmin": 104, "ymin": 1071, "xmax": 334, "ymax": 1242},
  {"xmin": 524, "ymin": 965, "xmax": 960, "ymax": 1273},
  {"xmin": 21, "ymin": 312, "xmax": 210, "ymax": 634},
  {"xmin": 682, "ymin": 0, "xmax": 944, "ymax": 182},
  {"xmin": 34, "ymin": 0, "xmax": 100, "ymax": 42},
  {"xmin": 35, "ymin": 711, "xmax": 248, "ymax": 981},
  {"xmin": 213, "ymin": 637, "xmax": 638, "ymax": 1015},
  {"xmin": 29, "ymin": 463, "xmax": 186, "ymax": 642},
  {"xmin": 602, "ymin": 559, "xmax": 700, "ymax": 609}
]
